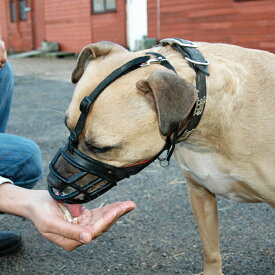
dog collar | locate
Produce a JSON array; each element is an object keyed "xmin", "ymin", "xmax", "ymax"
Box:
[{"xmin": 160, "ymin": 38, "xmax": 210, "ymax": 142}]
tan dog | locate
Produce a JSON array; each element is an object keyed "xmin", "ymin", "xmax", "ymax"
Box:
[{"xmin": 53, "ymin": 41, "xmax": 275, "ymax": 275}]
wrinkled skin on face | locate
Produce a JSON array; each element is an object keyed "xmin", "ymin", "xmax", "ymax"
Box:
[{"xmin": 47, "ymin": 41, "xmax": 197, "ymax": 196}]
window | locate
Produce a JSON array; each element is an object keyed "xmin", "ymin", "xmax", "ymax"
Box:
[
  {"xmin": 92, "ymin": 0, "xmax": 116, "ymax": 13},
  {"xmin": 19, "ymin": 0, "xmax": 27, "ymax": 21},
  {"xmin": 10, "ymin": 0, "xmax": 16, "ymax": 22}
]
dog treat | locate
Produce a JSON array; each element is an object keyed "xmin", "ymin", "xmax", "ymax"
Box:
[{"xmin": 58, "ymin": 203, "xmax": 74, "ymax": 222}]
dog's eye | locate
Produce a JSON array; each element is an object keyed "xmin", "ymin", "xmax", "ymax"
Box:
[
  {"xmin": 84, "ymin": 141, "xmax": 114, "ymax": 154},
  {"xmin": 91, "ymin": 146, "xmax": 114, "ymax": 154}
]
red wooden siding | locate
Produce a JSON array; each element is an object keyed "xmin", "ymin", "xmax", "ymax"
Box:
[
  {"xmin": 148, "ymin": 0, "xmax": 275, "ymax": 53},
  {"xmin": 2, "ymin": 0, "xmax": 274, "ymax": 53},
  {"xmin": 91, "ymin": 0, "xmax": 127, "ymax": 46},
  {"xmin": 0, "ymin": 2, "xmax": 9, "ymax": 47},
  {"xmin": 31, "ymin": 0, "xmax": 46, "ymax": 49},
  {"xmin": 0, "ymin": 0, "xmax": 33, "ymax": 52},
  {"xmin": 0, "ymin": 0, "xmax": 127, "ymax": 53},
  {"xmin": 44, "ymin": 0, "xmax": 92, "ymax": 52},
  {"xmin": 43, "ymin": 0, "xmax": 126, "ymax": 52}
]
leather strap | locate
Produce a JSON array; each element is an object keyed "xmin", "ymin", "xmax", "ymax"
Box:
[
  {"xmin": 171, "ymin": 43, "xmax": 210, "ymax": 76},
  {"xmin": 160, "ymin": 38, "xmax": 209, "ymax": 75},
  {"xmin": 176, "ymin": 71, "xmax": 207, "ymax": 142},
  {"xmin": 145, "ymin": 52, "xmax": 177, "ymax": 73}
]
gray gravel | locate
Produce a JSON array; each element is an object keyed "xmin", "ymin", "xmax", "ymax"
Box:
[{"xmin": 0, "ymin": 57, "xmax": 274, "ymax": 275}]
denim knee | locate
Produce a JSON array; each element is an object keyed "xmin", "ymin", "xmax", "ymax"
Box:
[
  {"xmin": 16, "ymin": 139, "xmax": 43, "ymax": 189},
  {"xmin": 0, "ymin": 62, "xmax": 14, "ymax": 133},
  {"xmin": 0, "ymin": 134, "xmax": 43, "ymax": 189}
]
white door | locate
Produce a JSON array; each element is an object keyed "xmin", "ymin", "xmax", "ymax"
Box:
[{"xmin": 126, "ymin": 0, "xmax": 148, "ymax": 51}]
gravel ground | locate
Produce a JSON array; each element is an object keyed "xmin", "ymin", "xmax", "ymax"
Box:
[{"xmin": 0, "ymin": 57, "xmax": 274, "ymax": 275}]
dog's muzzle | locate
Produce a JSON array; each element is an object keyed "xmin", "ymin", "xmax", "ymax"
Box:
[
  {"xmin": 48, "ymin": 53, "xmax": 177, "ymax": 204},
  {"xmin": 48, "ymin": 139, "xmax": 172, "ymax": 204}
]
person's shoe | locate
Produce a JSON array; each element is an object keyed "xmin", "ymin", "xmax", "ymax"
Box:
[{"xmin": 0, "ymin": 231, "xmax": 22, "ymax": 256}]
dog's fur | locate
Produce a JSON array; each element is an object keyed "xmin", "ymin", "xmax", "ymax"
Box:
[{"xmin": 54, "ymin": 41, "xmax": 275, "ymax": 274}]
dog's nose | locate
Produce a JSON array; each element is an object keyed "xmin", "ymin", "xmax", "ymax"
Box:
[{"xmin": 47, "ymin": 172, "xmax": 66, "ymax": 190}]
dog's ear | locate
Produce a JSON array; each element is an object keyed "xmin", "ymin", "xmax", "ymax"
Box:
[
  {"xmin": 136, "ymin": 70, "xmax": 198, "ymax": 136},
  {"xmin": 71, "ymin": 41, "xmax": 128, "ymax": 84}
]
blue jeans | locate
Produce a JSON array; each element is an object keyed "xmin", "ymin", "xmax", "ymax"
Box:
[{"xmin": 0, "ymin": 62, "xmax": 43, "ymax": 189}]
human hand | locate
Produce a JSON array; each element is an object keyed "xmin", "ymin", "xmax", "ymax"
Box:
[
  {"xmin": 26, "ymin": 190, "xmax": 136, "ymax": 251},
  {"xmin": 68, "ymin": 202, "xmax": 136, "ymax": 240},
  {"xmin": 0, "ymin": 40, "xmax": 7, "ymax": 69}
]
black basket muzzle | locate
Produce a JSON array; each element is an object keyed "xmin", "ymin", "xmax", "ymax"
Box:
[
  {"xmin": 48, "ymin": 140, "xmax": 172, "ymax": 204},
  {"xmin": 48, "ymin": 53, "xmax": 177, "ymax": 204}
]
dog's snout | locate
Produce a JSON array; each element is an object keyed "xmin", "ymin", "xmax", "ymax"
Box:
[{"xmin": 47, "ymin": 154, "xmax": 80, "ymax": 191}]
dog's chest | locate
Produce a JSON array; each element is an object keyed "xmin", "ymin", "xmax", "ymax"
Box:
[{"xmin": 174, "ymin": 144, "xmax": 243, "ymax": 201}]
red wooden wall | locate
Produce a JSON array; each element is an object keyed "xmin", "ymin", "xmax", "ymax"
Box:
[
  {"xmin": 0, "ymin": 0, "xmax": 33, "ymax": 52},
  {"xmin": 38, "ymin": 0, "xmax": 126, "ymax": 52},
  {"xmin": 44, "ymin": 0, "xmax": 92, "ymax": 52},
  {"xmin": 0, "ymin": 1, "xmax": 9, "ymax": 48},
  {"xmin": 31, "ymin": 0, "xmax": 46, "ymax": 49},
  {"xmin": 0, "ymin": 0, "xmax": 127, "ymax": 53},
  {"xmin": 91, "ymin": 0, "xmax": 126, "ymax": 46},
  {"xmin": 148, "ymin": 0, "xmax": 275, "ymax": 53},
  {"xmin": 2, "ymin": 0, "xmax": 274, "ymax": 53}
]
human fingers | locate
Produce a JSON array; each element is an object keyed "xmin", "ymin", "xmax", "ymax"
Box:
[
  {"xmin": 77, "ymin": 201, "xmax": 136, "ymax": 226},
  {"xmin": 90, "ymin": 201, "xmax": 136, "ymax": 215},
  {"xmin": 41, "ymin": 214, "xmax": 93, "ymax": 245},
  {"xmin": 79, "ymin": 201, "xmax": 136, "ymax": 239},
  {"xmin": 99, "ymin": 201, "xmax": 137, "ymax": 232},
  {"xmin": 0, "ymin": 59, "xmax": 6, "ymax": 69},
  {"xmin": 0, "ymin": 40, "xmax": 7, "ymax": 67},
  {"xmin": 49, "ymin": 202, "xmax": 135, "ymax": 249}
]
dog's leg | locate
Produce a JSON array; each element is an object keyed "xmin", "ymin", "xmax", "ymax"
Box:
[{"xmin": 186, "ymin": 176, "xmax": 222, "ymax": 275}]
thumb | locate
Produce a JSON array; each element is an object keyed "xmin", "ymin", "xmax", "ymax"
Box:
[{"xmin": 49, "ymin": 216, "xmax": 92, "ymax": 244}]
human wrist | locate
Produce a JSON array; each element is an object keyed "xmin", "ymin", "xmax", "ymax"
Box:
[{"xmin": 0, "ymin": 183, "xmax": 33, "ymax": 218}]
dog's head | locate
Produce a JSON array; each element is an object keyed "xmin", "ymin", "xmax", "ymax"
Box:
[{"xmin": 47, "ymin": 41, "xmax": 197, "ymax": 203}]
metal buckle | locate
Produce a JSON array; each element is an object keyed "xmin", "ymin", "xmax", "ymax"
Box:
[
  {"xmin": 140, "ymin": 57, "xmax": 167, "ymax": 67},
  {"xmin": 185, "ymin": 57, "xmax": 209, "ymax": 66},
  {"xmin": 193, "ymin": 97, "xmax": 206, "ymax": 116},
  {"xmin": 160, "ymin": 38, "xmax": 198, "ymax": 48},
  {"xmin": 178, "ymin": 129, "xmax": 196, "ymax": 141}
]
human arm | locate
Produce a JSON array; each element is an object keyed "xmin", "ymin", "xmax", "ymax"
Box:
[{"xmin": 0, "ymin": 183, "xmax": 136, "ymax": 251}]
